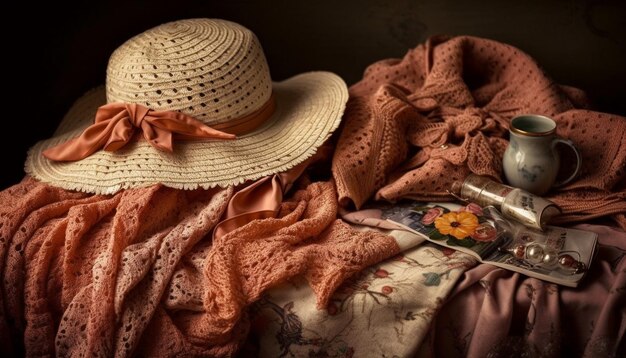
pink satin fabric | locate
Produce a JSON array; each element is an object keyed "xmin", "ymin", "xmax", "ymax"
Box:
[
  {"xmin": 213, "ymin": 145, "xmax": 332, "ymax": 239},
  {"xmin": 419, "ymin": 224, "xmax": 626, "ymax": 357},
  {"xmin": 212, "ymin": 163, "xmax": 311, "ymax": 240},
  {"xmin": 43, "ymin": 103, "xmax": 236, "ymax": 161},
  {"xmin": 42, "ymin": 94, "xmax": 277, "ymax": 162}
]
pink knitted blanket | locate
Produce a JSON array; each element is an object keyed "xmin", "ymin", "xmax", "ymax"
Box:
[
  {"xmin": 332, "ymin": 36, "xmax": 626, "ymax": 228},
  {"xmin": 0, "ymin": 177, "xmax": 398, "ymax": 356}
]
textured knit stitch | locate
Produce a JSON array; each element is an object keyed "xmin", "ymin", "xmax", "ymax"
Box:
[
  {"xmin": 0, "ymin": 178, "xmax": 398, "ymax": 356},
  {"xmin": 332, "ymin": 36, "xmax": 626, "ymax": 228}
]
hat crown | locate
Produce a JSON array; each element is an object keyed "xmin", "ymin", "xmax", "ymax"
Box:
[{"xmin": 105, "ymin": 19, "xmax": 273, "ymax": 125}]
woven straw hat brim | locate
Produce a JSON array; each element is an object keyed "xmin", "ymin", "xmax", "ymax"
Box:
[{"xmin": 26, "ymin": 71, "xmax": 348, "ymax": 194}]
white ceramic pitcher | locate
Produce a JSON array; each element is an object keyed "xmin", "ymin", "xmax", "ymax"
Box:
[{"xmin": 503, "ymin": 114, "xmax": 581, "ymax": 195}]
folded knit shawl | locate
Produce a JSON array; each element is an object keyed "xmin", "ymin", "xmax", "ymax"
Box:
[
  {"xmin": 332, "ymin": 36, "xmax": 626, "ymax": 228},
  {"xmin": 0, "ymin": 178, "xmax": 398, "ymax": 356}
]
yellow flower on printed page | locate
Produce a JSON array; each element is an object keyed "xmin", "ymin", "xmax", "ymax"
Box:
[{"xmin": 434, "ymin": 211, "xmax": 479, "ymax": 240}]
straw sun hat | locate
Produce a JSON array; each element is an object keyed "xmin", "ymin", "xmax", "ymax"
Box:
[{"xmin": 25, "ymin": 18, "xmax": 348, "ymax": 194}]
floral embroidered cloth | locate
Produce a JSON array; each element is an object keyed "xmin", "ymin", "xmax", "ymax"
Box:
[{"xmin": 247, "ymin": 229, "xmax": 476, "ymax": 357}]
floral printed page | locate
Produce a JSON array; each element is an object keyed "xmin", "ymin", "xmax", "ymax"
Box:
[{"xmin": 379, "ymin": 202, "xmax": 598, "ymax": 287}]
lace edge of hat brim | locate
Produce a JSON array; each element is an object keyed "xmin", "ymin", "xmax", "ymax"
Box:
[{"xmin": 24, "ymin": 138, "xmax": 327, "ymax": 195}]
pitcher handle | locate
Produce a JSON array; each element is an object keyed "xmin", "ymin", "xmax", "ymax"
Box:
[{"xmin": 552, "ymin": 138, "xmax": 582, "ymax": 187}]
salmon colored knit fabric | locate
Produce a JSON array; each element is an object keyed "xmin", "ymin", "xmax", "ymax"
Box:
[
  {"xmin": 332, "ymin": 36, "xmax": 626, "ymax": 228},
  {"xmin": 0, "ymin": 177, "xmax": 398, "ymax": 356},
  {"xmin": 2, "ymin": 35, "xmax": 626, "ymax": 357}
]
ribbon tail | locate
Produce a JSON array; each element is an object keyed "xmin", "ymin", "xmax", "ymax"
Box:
[
  {"xmin": 213, "ymin": 175, "xmax": 282, "ymax": 240},
  {"xmin": 43, "ymin": 119, "xmax": 124, "ymax": 161}
]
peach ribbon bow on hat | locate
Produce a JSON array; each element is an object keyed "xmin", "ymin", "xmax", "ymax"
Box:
[{"xmin": 43, "ymin": 103, "xmax": 236, "ymax": 161}]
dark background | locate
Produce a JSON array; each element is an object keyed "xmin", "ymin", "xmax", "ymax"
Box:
[{"xmin": 3, "ymin": 0, "xmax": 625, "ymax": 189}]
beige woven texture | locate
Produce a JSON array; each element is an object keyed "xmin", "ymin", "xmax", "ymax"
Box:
[{"xmin": 26, "ymin": 19, "xmax": 348, "ymax": 194}]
